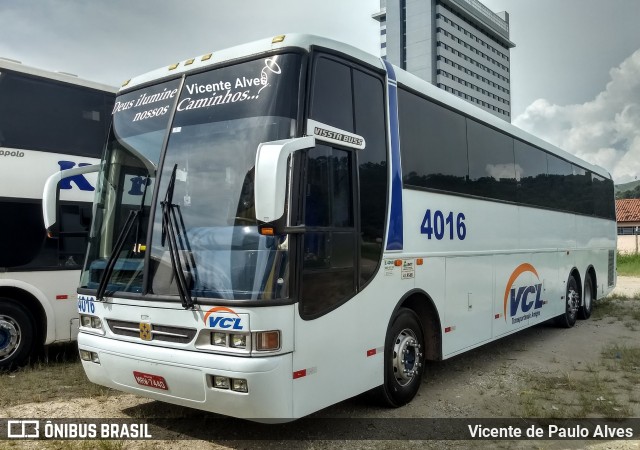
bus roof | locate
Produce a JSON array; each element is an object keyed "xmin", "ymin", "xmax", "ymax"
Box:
[
  {"xmin": 120, "ymin": 33, "xmax": 610, "ymax": 180},
  {"xmin": 0, "ymin": 57, "xmax": 117, "ymax": 93}
]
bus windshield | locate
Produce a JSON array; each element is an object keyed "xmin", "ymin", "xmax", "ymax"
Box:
[{"xmin": 81, "ymin": 53, "xmax": 302, "ymax": 301}]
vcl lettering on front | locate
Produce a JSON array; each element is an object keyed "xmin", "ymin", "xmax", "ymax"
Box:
[
  {"xmin": 203, "ymin": 306, "xmax": 248, "ymax": 331},
  {"xmin": 209, "ymin": 316, "xmax": 243, "ymax": 330}
]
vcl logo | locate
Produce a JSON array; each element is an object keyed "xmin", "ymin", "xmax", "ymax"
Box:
[
  {"xmin": 58, "ymin": 161, "xmax": 95, "ymax": 191},
  {"xmin": 503, "ymin": 263, "xmax": 544, "ymax": 323},
  {"xmin": 203, "ymin": 307, "xmax": 245, "ymax": 330}
]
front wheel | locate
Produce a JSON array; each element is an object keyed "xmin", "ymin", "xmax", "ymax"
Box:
[
  {"xmin": 377, "ymin": 308, "xmax": 425, "ymax": 407},
  {"xmin": 0, "ymin": 300, "xmax": 36, "ymax": 371},
  {"xmin": 555, "ymin": 274, "xmax": 579, "ymax": 328}
]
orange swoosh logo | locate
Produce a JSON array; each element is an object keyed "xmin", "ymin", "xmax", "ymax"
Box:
[
  {"xmin": 203, "ymin": 306, "xmax": 239, "ymax": 324},
  {"xmin": 503, "ymin": 263, "xmax": 539, "ymax": 321}
]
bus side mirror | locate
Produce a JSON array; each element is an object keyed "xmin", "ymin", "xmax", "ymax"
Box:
[
  {"xmin": 42, "ymin": 164, "xmax": 100, "ymax": 237},
  {"xmin": 254, "ymin": 136, "xmax": 315, "ymax": 229}
]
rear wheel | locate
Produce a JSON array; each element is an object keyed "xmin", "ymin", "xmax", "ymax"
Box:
[
  {"xmin": 377, "ymin": 308, "xmax": 425, "ymax": 407},
  {"xmin": 578, "ymin": 273, "xmax": 594, "ymax": 320},
  {"xmin": 555, "ymin": 275, "xmax": 579, "ymax": 328},
  {"xmin": 0, "ymin": 300, "xmax": 36, "ymax": 371}
]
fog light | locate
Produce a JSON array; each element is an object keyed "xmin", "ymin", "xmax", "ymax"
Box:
[
  {"xmin": 256, "ymin": 331, "xmax": 280, "ymax": 351},
  {"xmin": 90, "ymin": 352, "xmax": 100, "ymax": 364},
  {"xmin": 230, "ymin": 334, "xmax": 247, "ymax": 348},
  {"xmin": 79, "ymin": 349, "xmax": 92, "ymax": 361},
  {"xmin": 212, "ymin": 332, "xmax": 226, "ymax": 346},
  {"xmin": 80, "ymin": 315, "xmax": 91, "ymax": 327},
  {"xmin": 213, "ymin": 376, "xmax": 230, "ymax": 389},
  {"xmin": 231, "ymin": 378, "xmax": 248, "ymax": 393},
  {"xmin": 90, "ymin": 316, "xmax": 102, "ymax": 330}
]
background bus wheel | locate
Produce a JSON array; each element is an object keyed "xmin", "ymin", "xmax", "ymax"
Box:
[
  {"xmin": 556, "ymin": 275, "xmax": 579, "ymax": 328},
  {"xmin": 0, "ymin": 300, "xmax": 36, "ymax": 371},
  {"xmin": 578, "ymin": 273, "xmax": 594, "ymax": 320},
  {"xmin": 378, "ymin": 308, "xmax": 425, "ymax": 407}
]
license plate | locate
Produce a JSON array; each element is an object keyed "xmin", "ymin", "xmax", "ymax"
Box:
[{"xmin": 133, "ymin": 371, "xmax": 169, "ymax": 390}]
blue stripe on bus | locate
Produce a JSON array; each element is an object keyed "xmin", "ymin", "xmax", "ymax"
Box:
[{"xmin": 383, "ymin": 60, "xmax": 403, "ymax": 251}]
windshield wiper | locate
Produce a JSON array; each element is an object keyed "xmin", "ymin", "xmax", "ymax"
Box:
[
  {"xmin": 161, "ymin": 164, "xmax": 195, "ymax": 309},
  {"xmin": 96, "ymin": 209, "xmax": 140, "ymax": 301},
  {"xmin": 95, "ymin": 172, "xmax": 151, "ymax": 301}
]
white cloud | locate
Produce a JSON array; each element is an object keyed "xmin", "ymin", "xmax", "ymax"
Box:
[{"xmin": 514, "ymin": 48, "xmax": 640, "ymax": 183}]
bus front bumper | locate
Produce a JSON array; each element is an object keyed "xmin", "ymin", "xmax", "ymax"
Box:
[{"xmin": 78, "ymin": 332, "xmax": 294, "ymax": 420}]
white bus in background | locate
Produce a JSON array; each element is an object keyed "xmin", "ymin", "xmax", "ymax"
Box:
[
  {"xmin": 44, "ymin": 34, "xmax": 616, "ymax": 419},
  {"xmin": 0, "ymin": 58, "xmax": 115, "ymax": 369}
]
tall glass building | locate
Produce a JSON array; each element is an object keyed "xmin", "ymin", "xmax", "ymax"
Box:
[{"xmin": 374, "ymin": 0, "xmax": 515, "ymax": 121}]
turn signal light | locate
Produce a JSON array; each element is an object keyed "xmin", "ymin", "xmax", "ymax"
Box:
[
  {"xmin": 259, "ymin": 227, "xmax": 274, "ymax": 236},
  {"xmin": 256, "ymin": 331, "xmax": 280, "ymax": 351}
]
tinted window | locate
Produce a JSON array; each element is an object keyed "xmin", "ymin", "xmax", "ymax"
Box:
[
  {"xmin": 467, "ymin": 120, "xmax": 516, "ymax": 201},
  {"xmin": 514, "ymin": 140, "xmax": 550, "ymax": 207},
  {"xmin": 547, "ymin": 155, "xmax": 573, "ymax": 210},
  {"xmin": 0, "ymin": 69, "xmax": 114, "ymax": 157},
  {"xmin": 354, "ymin": 70, "xmax": 387, "ymax": 285},
  {"xmin": 301, "ymin": 146, "xmax": 356, "ymax": 317},
  {"xmin": 398, "ymin": 89, "xmax": 467, "ymax": 192},
  {"xmin": 570, "ymin": 165, "xmax": 593, "ymax": 215},
  {"xmin": 309, "ymin": 58, "xmax": 354, "ymax": 132},
  {"xmin": 593, "ymin": 173, "xmax": 615, "ymax": 219},
  {"xmin": 0, "ymin": 200, "xmax": 90, "ymax": 270}
]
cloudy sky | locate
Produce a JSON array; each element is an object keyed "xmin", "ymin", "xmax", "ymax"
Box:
[{"xmin": 1, "ymin": 0, "xmax": 639, "ymax": 182}]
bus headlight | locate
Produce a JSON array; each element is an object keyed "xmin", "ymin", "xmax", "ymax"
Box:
[
  {"xmin": 212, "ymin": 332, "xmax": 227, "ymax": 346},
  {"xmin": 79, "ymin": 349, "xmax": 100, "ymax": 364},
  {"xmin": 79, "ymin": 315, "xmax": 105, "ymax": 335},
  {"xmin": 231, "ymin": 378, "xmax": 248, "ymax": 393},
  {"xmin": 90, "ymin": 316, "xmax": 102, "ymax": 330},
  {"xmin": 80, "ymin": 315, "xmax": 91, "ymax": 327},
  {"xmin": 213, "ymin": 376, "xmax": 230, "ymax": 389},
  {"xmin": 204, "ymin": 330, "xmax": 281, "ymax": 353},
  {"xmin": 230, "ymin": 334, "xmax": 247, "ymax": 349}
]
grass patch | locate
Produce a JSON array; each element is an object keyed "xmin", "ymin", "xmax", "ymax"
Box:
[
  {"xmin": 601, "ymin": 344, "xmax": 640, "ymax": 373},
  {"xmin": 0, "ymin": 343, "xmax": 112, "ymax": 409},
  {"xmin": 592, "ymin": 294, "xmax": 640, "ymax": 327},
  {"xmin": 617, "ymin": 252, "xmax": 640, "ymax": 276},
  {"xmin": 518, "ymin": 343, "xmax": 640, "ymax": 419}
]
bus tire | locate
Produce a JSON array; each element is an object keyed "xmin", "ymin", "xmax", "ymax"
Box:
[
  {"xmin": 0, "ymin": 300, "xmax": 36, "ymax": 371},
  {"xmin": 578, "ymin": 273, "xmax": 594, "ymax": 320},
  {"xmin": 555, "ymin": 274, "xmax": 579, "ymax": 328},
  {"xmin": 378, "ymin": 308, "xmax": 425, "ymax": 407}
]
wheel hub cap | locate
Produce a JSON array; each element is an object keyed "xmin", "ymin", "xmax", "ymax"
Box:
[
  {"xmin": 567, "ymin": 289, "xmax": 580, "ymax": 316},
  {"xmin": 0, "ymin": 316, "xmax": 21, "ymax": 359},
  {"xmin": 393, "ymin": 329, "xmax": 422, "ymax": 386}
]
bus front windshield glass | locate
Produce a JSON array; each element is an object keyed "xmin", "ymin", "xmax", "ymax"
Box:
[
  {"xmin": 81, "ymin": 78, "xmax": 181, "ymax": 293},
  {"xmin": 82, "ymin": 53, "xmax": 301, "ymax": 301},
  {"xmin": 150, "ymin": 54, "xmax": 301, "ymax": 300}
]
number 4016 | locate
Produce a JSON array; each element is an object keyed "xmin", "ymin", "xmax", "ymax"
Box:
[{"xmin": 420, "ymin": 209, "xmax": 466, "ymax": 240}]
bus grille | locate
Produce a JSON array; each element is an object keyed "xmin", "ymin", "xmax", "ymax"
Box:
[{"xmin": 106, "ymin": 319, "xmax": 197, "ymax": 344}]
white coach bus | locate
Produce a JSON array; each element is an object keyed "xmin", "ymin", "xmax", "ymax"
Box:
[
  {"xmin": 0, "ymin": 58, "xmax": 115, "ymax": 369},
  {"xmin": 43, "ymin": 34, "xmax": 616, "ymax": 419}
]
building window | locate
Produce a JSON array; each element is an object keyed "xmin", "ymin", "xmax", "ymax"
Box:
[{"xmin": 618, "ymin": 227, "xmax": 639, "ymax": 235}]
